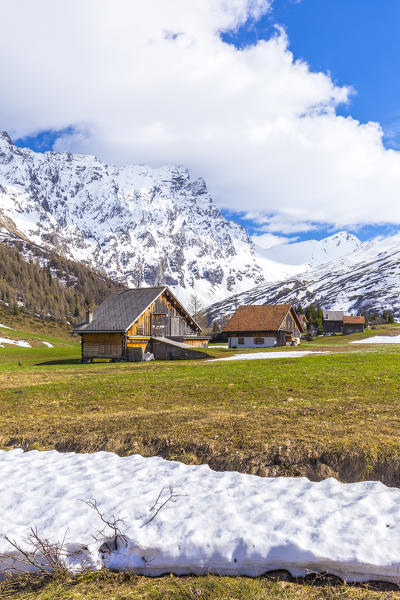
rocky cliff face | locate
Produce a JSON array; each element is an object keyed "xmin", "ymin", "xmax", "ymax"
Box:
[{"xmin": 0, "ymin": 132, "xmax": 264, "ymax": 306}]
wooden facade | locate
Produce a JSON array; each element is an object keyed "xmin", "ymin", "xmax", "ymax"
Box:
[
  {"xmin": 126, "ymin": 292, "xmax": 199, "ymax": 339},
  {"xmin": 75, "ymin": 287, "xmax": 209, "ymax": 362},
  {"xmin": 81, "ymin": 332, "xmax": 124, "ymax": 360}
]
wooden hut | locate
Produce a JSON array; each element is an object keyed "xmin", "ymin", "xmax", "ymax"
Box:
[
  {"xmin": 73, "ymin": 286, "xmax": 209, "ymax": 362},
  {"xmin": 343, "ymin": 315, "xmax": 365, "ymax": 335},
  {"xmin": 223, "ymin": 304, "xmax": 304, "ymax": 349}
]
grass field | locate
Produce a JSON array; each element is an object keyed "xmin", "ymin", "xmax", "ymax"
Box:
[
  {"xmin": 1, "ymin": 571, "xmax": 399, "ymax": 600},
  {"xmin": 1, "ymin": 321, "xmax": 400, "ymax": 598},
  {"xmin": 1, "ymin": 323, "xmax": 400, "ymax": 479}
]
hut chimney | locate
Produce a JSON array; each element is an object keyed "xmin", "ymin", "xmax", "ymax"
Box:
[{"xmin": 86, "ymin": 311, "xmax": 93, "ymax": 324}]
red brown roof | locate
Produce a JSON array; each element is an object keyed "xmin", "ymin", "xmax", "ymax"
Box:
[
  {"xmin": 343, "ymin": 315, "xmax": 365, "ymax": 324},
  {"xmin": 223, "ymin": 304, "xmax": 300, "ymax": 333}
]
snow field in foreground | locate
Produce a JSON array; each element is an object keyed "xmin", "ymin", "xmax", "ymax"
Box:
[
  {"xmin": 351, "ymin": 335, "xmax": 400, "ymax": 344},
  {"xmin": 0, "ymin": 449, "xmax": 399, "ymax": 581},
  {"xmin": 210, "ymin": 351, "xmax": 327, "ymax": 362}
]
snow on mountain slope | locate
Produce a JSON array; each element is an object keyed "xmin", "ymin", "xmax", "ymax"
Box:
[
  {"xmin": 255, "ymin": 231, "xmax": 362, "ymax": 267},
  {"xmin": 206, "ymin": 235, "xmax": 400, "ymax": 323},
  {"xmin": 0, "ymin": 132, "xmax": 264, "ymax": 306}
]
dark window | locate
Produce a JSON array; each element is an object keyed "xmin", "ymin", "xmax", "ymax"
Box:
[
  {"xmin": 254, "ymin": 337, "xmax": 264, "ymax": 344},
  {"xmin": 136, "ymin": 326, "xmax": 144, "ymax": 335},
  {"xmin": 238, "ymin": 337, "xmax": 244, "ymax": 344}
]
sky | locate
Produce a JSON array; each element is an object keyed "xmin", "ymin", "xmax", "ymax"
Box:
[
  {"xmin": 225, "ymin": 0, "xmax": 400, "ymax": 147},
  {"xmin": 2, "ymin": 0, "xmax": 400, "ymax": 248}
]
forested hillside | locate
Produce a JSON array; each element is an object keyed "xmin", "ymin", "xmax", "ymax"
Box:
[{"xmin": 0, "ymin": 241, "xmax": 122, "ymax": 325}]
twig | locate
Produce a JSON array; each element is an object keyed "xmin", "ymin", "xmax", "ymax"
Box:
[
  {"xmin": 79, "ymin": 498, "xmax": 128, "ymax": 547},
  {"xmin": 142, "ymin": 486, "xmax": 188, "ymax": 526}
]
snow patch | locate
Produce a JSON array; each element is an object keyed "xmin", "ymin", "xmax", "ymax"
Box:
[
  {"xmin": 42, "ymin": 341, "xmax": 54, "ymax": 348},
  {"xmin": 0, "ymin": 337, "xmax": 31, "ymax": 348},
  {"xmin": 0, "ymin": 323, "xmax": 14, "ymax": 330},
  {"xmin": 350, "ymin": 335, "xmax": 400, "ymax": 344},
  {"xmin": 0, "ymin": 449, "xmax": 399, "ymax": 582},
  {"xmin": 210, "ymin": 351, "xmax": 326, "ymax": 362}
]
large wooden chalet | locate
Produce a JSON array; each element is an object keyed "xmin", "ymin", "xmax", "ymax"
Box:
[
  {"xmin": 73, "ymin": 286, "xmax": 209, "ymax": 362},
  {"xmin": 223, "ymin": 304, "xmax": 304, "ymax": 349}
]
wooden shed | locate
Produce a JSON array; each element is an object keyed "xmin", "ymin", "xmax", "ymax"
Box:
[
  {"xmin": 343, "ymin": 315, "xmax": 365, "ymax": 335},
  {"xmin": 223, "ymin": 304, "xmax": 304, "ymax": 349},
  {"xmin": 73, "ymin": 286, "xmax": 209, "ymax": 362}
]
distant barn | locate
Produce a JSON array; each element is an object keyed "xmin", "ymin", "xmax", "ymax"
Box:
[
  {"xmin": 323, "ymin": 311, "xmax": 365, "ymax": 335},
  {"xmin": 223, "ymin": 304, "xmax": 304, "ymax": 349},
  {"xmin": 73, "ymin": 286, "xmax": 209, "ymax": 362}
]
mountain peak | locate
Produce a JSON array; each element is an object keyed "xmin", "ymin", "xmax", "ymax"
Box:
[
  {"xmin": 0, "ymin": 138, "xmax": 264, "ymax": 305},
  {"xmin": 327, "ymin": 231, "xmax": 360, "ymax": 244},
  {"xmin": 0, "ymin": 132, "xmax": 13, "ymax": 145},
  {"xmin": 255, "ymin": 230, "xmax": 362, "ymax": 269}
]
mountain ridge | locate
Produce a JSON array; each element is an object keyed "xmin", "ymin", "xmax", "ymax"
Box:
[
  {"xmin": 0, "ymin": 132, "xmax": 264, "ymax": 306},
  {"xmin": 255, "ymin": 231, "xmax": 362, "ymax": 267},
  {"xmin": 205, "ymin": 234, "xmax": 400, "ymax": 323}
]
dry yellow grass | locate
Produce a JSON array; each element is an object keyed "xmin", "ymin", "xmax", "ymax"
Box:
[{"xmin": 1, "ymin": 572, "xmax": 399, "ymax": 600}]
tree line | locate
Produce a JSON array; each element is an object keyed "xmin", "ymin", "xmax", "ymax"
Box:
[{"xmin": 0, "ymin": 242, "xmax": 121, "ymax": 325}]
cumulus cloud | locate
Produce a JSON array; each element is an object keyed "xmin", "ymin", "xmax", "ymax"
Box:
[{"xmin": 1, "ymin": 0, "xmax": 399, "ymax": 230}]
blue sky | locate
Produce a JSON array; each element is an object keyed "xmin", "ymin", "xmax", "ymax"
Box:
[
  {"xmin": 13, "ymin": 0, "xmax": 400, "ymax": 245},
  {"xmin": 225, "ymin": 0, "xmax": 400, "ymax": 149},
  {"xmin": 222, "ymin": 0, "xmax": 400, "ymax": 243}
]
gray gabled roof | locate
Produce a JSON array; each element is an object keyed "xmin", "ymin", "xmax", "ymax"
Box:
[
  {"xmin": 73, "ymin": 286, "xmax": 201, "ymax": 333},
  {"xmin": 74, "ymin": 286, "xmax": 167, "ymax": 333}
]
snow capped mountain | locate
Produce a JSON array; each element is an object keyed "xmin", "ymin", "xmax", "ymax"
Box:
[
  {"xmin": 2, "ymin": 130, "xmax": 395, "ymax": 316},
  {"xmin": 206, "ymin": 235, "xmax": 400, "ymax": 323},
  {"xmin": 0, "ymin": 132, "xmax": 264, "ymax": 306},
  {"xmin": 256, "ymin": 231, "xmax": 362, "ymax": 268}
]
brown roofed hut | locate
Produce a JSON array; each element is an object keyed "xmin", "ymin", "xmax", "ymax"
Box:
[
  {"xmin": 223, "ymin": 304, "xmax": 305, "ymax": 349},
  {"xmin": 343, "ymin": 315, "xmax": 365, "ymax": 335}
]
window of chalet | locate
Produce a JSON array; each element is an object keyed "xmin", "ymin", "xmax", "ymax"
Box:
[
  {"xmin": 254, "ymin": 337, "xmax": 264, "ymax": 344},
  {"xmin": 238, "ymin": 337, "xmax": 244, "ymax": 344},
  {"xmin": 136, "ymin": 326, "xmax": 144, "ymax": 335}
]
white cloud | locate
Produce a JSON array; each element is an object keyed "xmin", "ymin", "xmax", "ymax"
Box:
[
  {"xmin": 1, "ymin": 0, "xmax": 400, "ymax": 231},
  {"xmin": 251, "ymin": 232, "xmax": 298, "ymax": 248},
  {"xmin": 245, "ymin": 213, "xmax": 320, "ymax": 233}
]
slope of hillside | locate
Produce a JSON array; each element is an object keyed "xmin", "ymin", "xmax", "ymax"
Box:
[
  {"xmin": 0, "ymin": 239, "xmax": 121, "ymax": 325},
  {"xmin": 0, "ymin": 132, "xmax": 265, "ymax": 306},
  {"xmin": 206, "ymin": 236, "xmax": 400, "ymax": 323}
]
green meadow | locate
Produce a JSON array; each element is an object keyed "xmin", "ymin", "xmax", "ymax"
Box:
[
  {"xmin": 1, "ymin": 319, "xmax": 400, "ymax": 599},
  {"xmin": 0, "ymin": 321, "xmax": 400, "ymax": 471}
]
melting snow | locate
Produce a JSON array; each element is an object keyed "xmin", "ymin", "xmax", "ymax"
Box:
[
  {"xmin": 0, "ymin": 323, "xmax": 14, "ymax": 330},
  {"xmin": 0, "ymin": 337, "xmax": 31, "ymax": 348},
  {"xmin": 210, "ymin": 351, "xmax": 325, "ymax": 362},
  {"xmin": 0, "ymin": 449, "xmax": 399, "ymax": 582},
  {"xmin": 42, "ymin": 341, "xmax": 54, "ymax": 347},
  {"xmin": 350, "ymin": 336, "xmax": 400, "ymax": 344}
]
